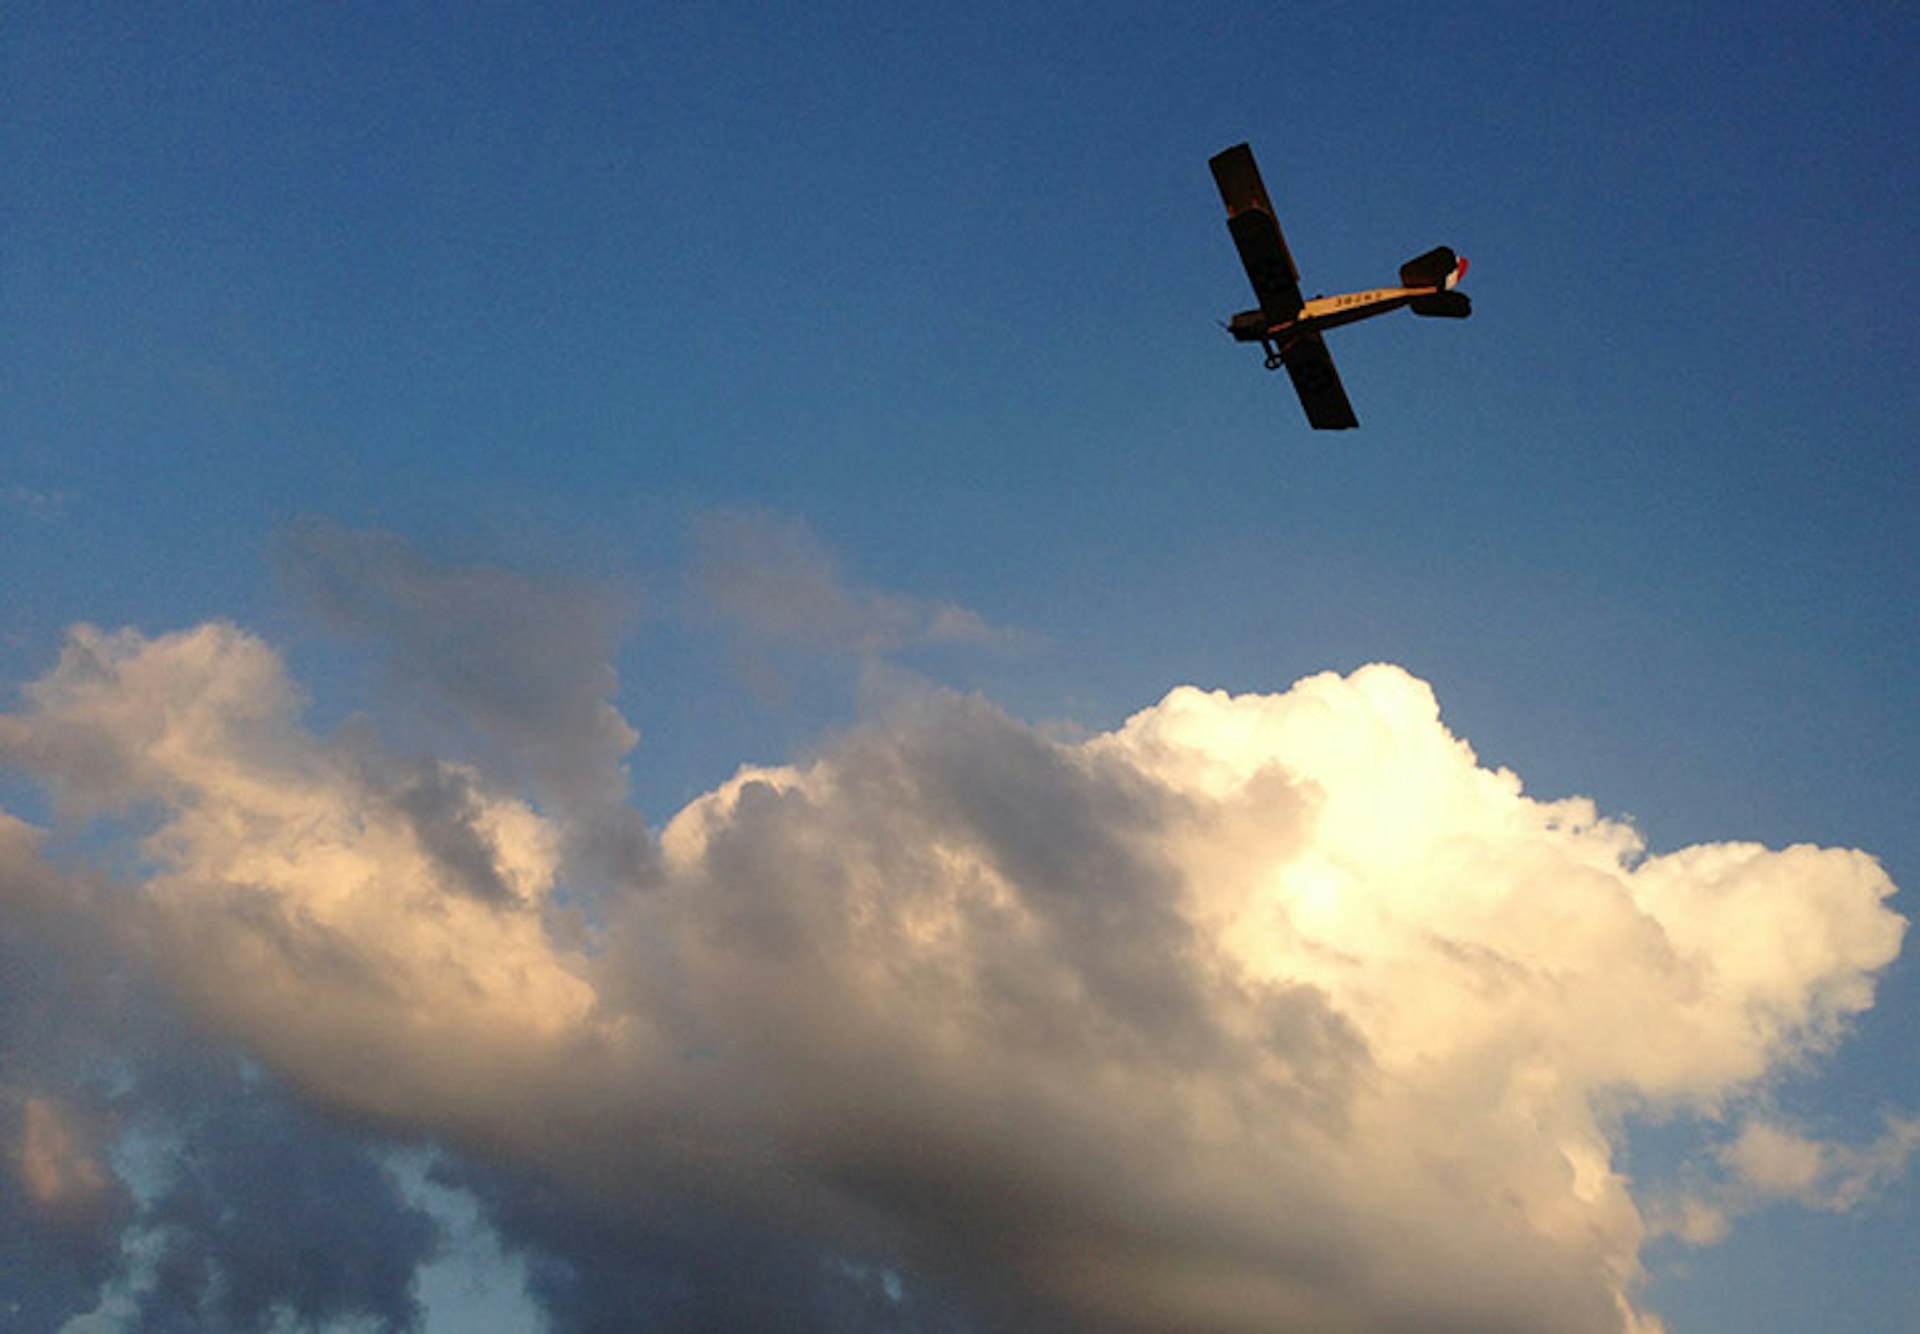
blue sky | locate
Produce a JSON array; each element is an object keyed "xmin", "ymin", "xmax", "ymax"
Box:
[{"xmin": 4, "ymin": 4, "xmax": 1915, "ymax": 1333}]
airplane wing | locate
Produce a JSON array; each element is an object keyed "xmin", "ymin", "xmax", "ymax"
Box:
[
  {"xmin": 1282, "ymin": 331, "xmax": 1358, "ymax": 430},
  {"xmin": 1209, "ymin": 143, "xmax": 1303, "ymax": 320}
]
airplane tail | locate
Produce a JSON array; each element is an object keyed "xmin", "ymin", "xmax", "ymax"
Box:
[
  {"xmin": 1398, "ymin": 246, "xmax": 1467, "ymax": 291},
  {"xmin": 1410, "ymin": 290, "xmax": 1472, "ymax": 318},
  {"xmin": 1401, "ymin": 245, "xmax": 1470, "ymax": 317}
]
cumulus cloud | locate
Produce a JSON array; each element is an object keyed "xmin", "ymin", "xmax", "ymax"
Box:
[
  {"xmin": 0, "ymin": 805, "xmax": 442, "ymax": 1334},
  {"xmin": 276, "ymin": 518, "xmax": 654, "ymax": 916},
  {"xmin": 0, "ymin": 588, "xmax": 1908, "ymax": 1332}
]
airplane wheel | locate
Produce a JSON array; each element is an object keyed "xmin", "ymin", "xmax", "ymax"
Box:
[{"xmin": 1264, "ymin": 353, "xmax": 1284, "ymax": 371}]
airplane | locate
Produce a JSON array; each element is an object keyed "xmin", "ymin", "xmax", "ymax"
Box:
[{"xmin": 1210, "ymin": 142, "xmax": 1470, "ymax": 429}]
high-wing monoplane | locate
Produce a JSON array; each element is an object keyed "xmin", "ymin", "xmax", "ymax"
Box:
[{"xmin": 1211, "ymin": 142, "xmax": 1470, "ymax": 429}]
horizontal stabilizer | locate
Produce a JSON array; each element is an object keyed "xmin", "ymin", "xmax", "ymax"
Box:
[
  {"xmin": 1398, "ymin": 246, "xmax": 1461, "ymax": 290},
  {"xmin": 1410, "ymin": 290, "xmax": 1472, "ymax": 318}
]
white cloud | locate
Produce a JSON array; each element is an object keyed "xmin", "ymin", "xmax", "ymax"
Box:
[
  {"xmin": 1721, "ymin": 1114, "xmax": 1920, "ymax": 1212},
  {"xmin": 1645, "ymin": 1110, "xmax": 1920, "ymax": 1252},
  {"xmin": 0, "ymin": 623, "xmax": 611, "ymax": 1146},
  {"xmin": 0, "ymin": 618, "xmax": 1907, "ymax": 1334},
  {"xmin": 1721, "ymin": 1120, "xmax": 1828, "ymax": 1194}
]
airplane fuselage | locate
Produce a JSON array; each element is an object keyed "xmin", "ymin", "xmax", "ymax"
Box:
[{"xmin": 1228, "ymin": 285, "xmax": 1430, "ymax": 349}]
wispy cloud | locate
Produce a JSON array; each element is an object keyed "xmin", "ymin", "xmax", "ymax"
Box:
[
  {"xmin": 0, "ymin": 536, "xmax": 1908, "ymax": 1334},
  {"xmin": 691, "ymin": 508, "xmax": 1027, "ymax": 658},
  {"xmin": 1724, "ymin": 1115, "xmax": 1920, "ymax": 1210},
  {"xmin": 1655, "ymin": 1112, "xmax": 1920, "ymax": 1244},
  {"xmin": 276, "ymin": 519, "xmax": 641, "ymax": 812},
  {"xmin": 4, "ymin": 482, "xmax": 69, "ymax": 524}
]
